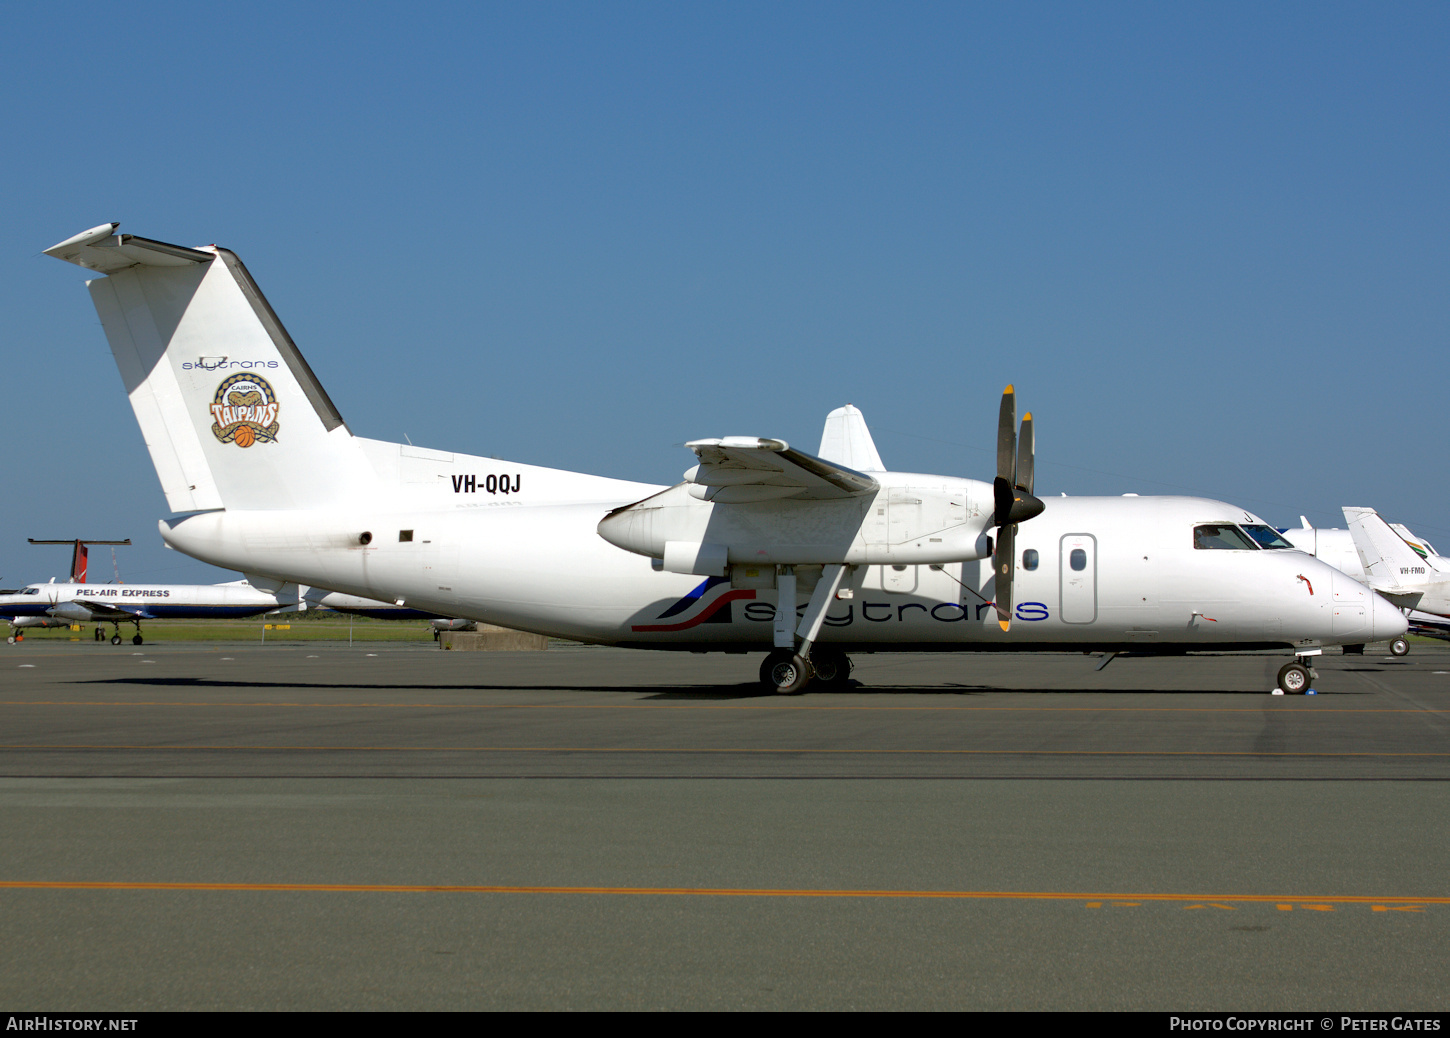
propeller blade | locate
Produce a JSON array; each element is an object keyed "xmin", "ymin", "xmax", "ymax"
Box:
[
  {"xmin": 997, "ymin": 385, "xmax": 1016, "ymax": 488},
  {"xmin": 993, "ymin": 476, "xmax": 1015, "ymax": 528},
  {"xmin": 994, "ymin": 523, "xmax": 1015, "ymax": 630},
  {"xmin": 1016, "ymin": 413, "xmax": 1034, "ymax": 495}
]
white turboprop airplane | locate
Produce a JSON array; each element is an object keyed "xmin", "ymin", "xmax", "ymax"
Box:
[
  {"xmin": 0, "ymin": 580, "xmax": 461, "ymax": 645},
  {"xmin": 0, "ymin": 578, "xmax": 285, "ymax": 644},
  {"xmin": 42, "ymin": 223, "xmax": 1406, "ymax": 693}
]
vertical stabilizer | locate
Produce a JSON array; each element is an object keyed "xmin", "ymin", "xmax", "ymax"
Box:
[
  {"xmin": 46, "ymin": 226, "xmax": 376, "ymax": 512},
  {"xmin": 817, "ymin": 404, "xmax": 886, "ymax": 472},
  {"xmin": 1344, "ymin": 506, "xmax": 1428, "ymax": 588}
]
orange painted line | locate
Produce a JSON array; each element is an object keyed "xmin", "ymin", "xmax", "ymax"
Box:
[
  {"xmin": 2, "ymin": 743, "xmax": 1450, "ymax": 757},
  {"xmin": 0, "ymin": 881, "xmax": 1443, "ymax": 904}
]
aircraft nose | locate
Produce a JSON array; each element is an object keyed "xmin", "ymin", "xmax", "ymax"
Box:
[{"xmin": 1371, "ymin": 592, "xmax": 1409, "ymax": 641}]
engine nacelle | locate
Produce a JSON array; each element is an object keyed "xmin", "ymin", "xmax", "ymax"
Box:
[{"xmin": 598, "ymin": 479, "xmax": 995, "ymax": 569}]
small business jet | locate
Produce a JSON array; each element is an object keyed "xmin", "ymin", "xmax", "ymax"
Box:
[
  {"xmin": 1276, "ymin": 512, "xmax": 1450, "ymax": 655},
  {"xmin": 42, "ymin": 223, "xmax": 1405, "ymax": 692},
  {"xmin": 1341, "ymin": 507, "xmax": 1450, "ymax": 642}
]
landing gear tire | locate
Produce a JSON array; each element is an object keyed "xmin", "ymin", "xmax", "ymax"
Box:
[
  {"xmin": 94, "ymin": 627, "xmax": 104, "ymax": 642},
  {"xmin": 760, "ymin": 650, "xmax": 812, "ymax": 694},
  {"xmin": 132, "ymin": 634, "xmax": 144, "ymax": 646},
  {"xmin": 809, "ymin": 649, "xmax": 852, "ymax": 688},
  {"xmin": 111, "ymin": 634, "xmax": 122, "ymax": 646},
  {"xmin": 1389, "ymin": 637, "xmax": 1410, "ymax": 657},
  {"xmin": 5, "ymin": 636, "xmax": 13, "ymax": 645},
  {"xmin": 1343, "ymin": 644, "xmax": 1365, "ymax": 655},
  {"xmin": 1277, "ymin": 662, "xmax": 1311, "ymax": 694}
]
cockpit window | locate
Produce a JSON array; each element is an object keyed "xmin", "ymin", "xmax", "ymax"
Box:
[
  {"xmin": 1193, "ymin": 524, "xmax": 1259, "ymax": 550},
  {"xmin": 1241, "ymin": 524, "xmax": 1294, "ymax": 549}
]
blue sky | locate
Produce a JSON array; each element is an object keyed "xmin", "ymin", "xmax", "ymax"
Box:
[{"xmin": 2, "ymin": 2, "xmax": 1447, "ymax": 583}]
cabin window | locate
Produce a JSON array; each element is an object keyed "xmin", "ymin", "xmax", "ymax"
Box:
[
  {"xmin": 399, "ymin": 530, "xmax": 414, "ymax": 542},
  {"xmin": 1069, "ymin": 548, "xmax": 1087, "ymax": 571},
  {"xmin": 1193, "ymin": 524, "xmax": 1258, "ymax": 550},
  {"xmin": 1241, "ymin": 524, "xmax": 1293, "ymax": 549},
  {"xmin": 1023, "ymin": 549, "xmax": 1039, "ymax": 571}
]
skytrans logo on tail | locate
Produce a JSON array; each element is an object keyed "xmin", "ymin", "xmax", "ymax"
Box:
[{"xmin": 209, "ymin": 373, "xmax": 281, "ymax": 448}]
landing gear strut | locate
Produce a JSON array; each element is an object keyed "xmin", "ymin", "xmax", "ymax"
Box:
[
  {"xmin": 758, "ymin": 564, "xmax": 857, "ymax": 693},
  {"xmin": 105, "ymin": 621, "xmax": 144, "ymax": 646}
]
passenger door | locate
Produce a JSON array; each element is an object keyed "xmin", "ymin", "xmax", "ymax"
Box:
[{"xmin": 1060, "ymin": 534, "xmax": 1097, "ymax": 624}]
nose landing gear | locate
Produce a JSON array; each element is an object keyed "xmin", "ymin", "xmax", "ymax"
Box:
[{"xmin": 1276, "ymin": 662, "xmax": 1312, "ymax": 694}]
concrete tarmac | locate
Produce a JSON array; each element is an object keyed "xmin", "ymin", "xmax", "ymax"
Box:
[{"xmin": 1, "ymin": 641, "xmax": 1447, "ymax": 1009}]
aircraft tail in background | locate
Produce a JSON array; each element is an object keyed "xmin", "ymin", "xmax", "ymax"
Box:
[{"xmin": 1343, "ymin": 506, "xmax": 1433, "ymax": 590}]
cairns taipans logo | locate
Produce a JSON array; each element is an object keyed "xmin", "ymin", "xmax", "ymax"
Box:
[{"xmin": 209, "ymin": 373, "xmax": 280, "ymax": 448}]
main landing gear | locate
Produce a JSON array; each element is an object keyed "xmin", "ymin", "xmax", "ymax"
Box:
[
  {"xmin": 101, "ymin": 622, "xmax": 144, "ymax": 646},
  {"xmin": 758, "ymin": 565, "xmax": 857, "ymax": 694},
  {"xmin": 759, "ymin": 647, "xmax": 854, "ymax": 695},
  {"xmin": 1389, "ymin": 637, "xmax": 1410, "ymax": 657}
]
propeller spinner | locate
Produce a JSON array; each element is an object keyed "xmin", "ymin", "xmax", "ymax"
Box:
[{"xmin": 991, "ymin": 385, "xmax": 1045, "ymax": 630}]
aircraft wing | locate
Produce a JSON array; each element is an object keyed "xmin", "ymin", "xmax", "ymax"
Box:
[
  {"xmin": 69, "ymin": 600, "xmax": 152, "ymax": 620},
  {"xmin": 682, "ymin": 438, "xmax": 878, "ymax": 503},
  {"xmin": 1408, "ymin": 609, "xmax": 1450, "ymax": 639}
]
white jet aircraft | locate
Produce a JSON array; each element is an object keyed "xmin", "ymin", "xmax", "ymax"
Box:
[
  {"xmin": 42, "ymin": 223, "xmax": 1405, "ymax": 693},
  {"xmin": 1343, "ymin": 507, "xmax": 1450, "ymax": 628},
  {"xmin": 1275, "ymin": 513, "xmax": 1449, "ymax": 655}
]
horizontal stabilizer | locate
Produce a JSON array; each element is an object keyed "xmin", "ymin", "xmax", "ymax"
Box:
[
  {"xmin": 683, "ymin": 437, "xmax": 878, "ymax": 503},
  {"xmin": 44, "ymin": 225, "xmax": 214, "ymax": 274}
]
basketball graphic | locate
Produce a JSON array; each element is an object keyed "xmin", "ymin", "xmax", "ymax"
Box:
[{"xmin": 209, "ymin": 374, "xmax": 281, "ymax": 447}]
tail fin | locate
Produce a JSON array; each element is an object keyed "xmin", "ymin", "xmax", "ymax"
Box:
[
  {"xmin": 1343, "ymin": 506, "xmax": 1428, "ymax": 588},
  {"xmin": 817, "ymin": 404, "xmax": 885, "ymax": 472},
  {"xmin": 45, "ymin": 224, "xmax": 372, "ymax": 512},
  {"xmin": 26, "ymin": 538, "xmax": 130, "ymax": 585}
]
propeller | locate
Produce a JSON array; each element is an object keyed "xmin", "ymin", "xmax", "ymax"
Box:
[{"xmin": 991, "ymin": 385, "xmax": 1045, "ymax": 630}]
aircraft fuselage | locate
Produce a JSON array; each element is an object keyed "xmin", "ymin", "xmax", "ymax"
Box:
[{"xmin": 157, "ymin": 484, "xmax": 1395, "ymax": 653}]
